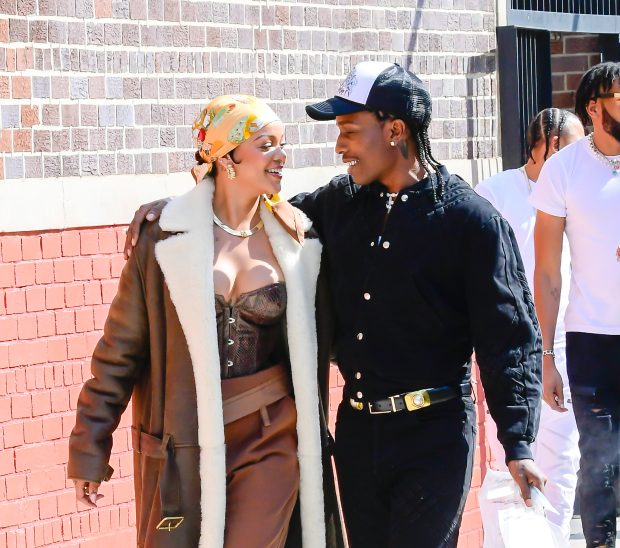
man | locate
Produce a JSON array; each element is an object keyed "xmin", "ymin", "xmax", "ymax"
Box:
[
  {"xmin": 531, "ymin": 61, "xmax": 620, "ymax": 548},
  {"xmin": 127, "ymin": 62, "xmax": 545, "ymax": 547},
  {"xmin": 475, "ymin": 107, "xmax": 584, "ymax": 539}
]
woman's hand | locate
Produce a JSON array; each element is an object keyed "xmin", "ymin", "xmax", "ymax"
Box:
[
  {"xmin": 73, "ymin": 479, "xmax": 103, "ymax": 507},
  {"xmin": 123, "ymin": 199, "xmax": 170, "ymax": 259}
]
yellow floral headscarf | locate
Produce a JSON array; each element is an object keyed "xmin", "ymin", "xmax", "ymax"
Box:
[{"xmin": 191, "ymin": 95, "xmax": 280, "ymax": 183}]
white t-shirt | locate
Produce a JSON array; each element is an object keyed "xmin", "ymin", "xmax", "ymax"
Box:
[
  {"xmin": 530, "ymin": 136, "xmax": 620, "ymax": 335},
  {"xmin": 475, "ymin": 169, "xmax": 569, "ymax": 350}
]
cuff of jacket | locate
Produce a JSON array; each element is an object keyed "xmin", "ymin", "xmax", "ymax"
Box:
[
  {"xmin": 67, "ymin": 459, "xmax": 114, "ymax": 484},
  {"xmin": 503, "ymin": 440, "xmax": 533, "ymax": 463}
]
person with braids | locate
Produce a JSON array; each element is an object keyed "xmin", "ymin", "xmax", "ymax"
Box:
[
  {"xmin": 124, "ymin": 62, "xmax": 544, "ymax": 547},
  {"xmin": 531, "ymin": 61, "xmax": 620, "ymax": 548},
  {"xmin": 476, "ymin": 107, "xmax": 584, "ymax": 539}
]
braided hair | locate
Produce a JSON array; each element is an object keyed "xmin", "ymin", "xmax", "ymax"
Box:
[
  {"xmin": 525, "ymin": 108, "xmax": 576, "ymax": 163},
  {"xmin": 372, "ymin": 110, "xmax": 444, "ymax": 202},
  {"xmin": 575, "ymin": 61, "xmax": 620, "ymax": 127}
]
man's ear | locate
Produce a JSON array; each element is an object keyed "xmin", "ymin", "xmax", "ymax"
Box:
[
  {"xmin": 389, "ymin": 119, "xmax": 407, "ymax": 143},
  {"xmin": 552, "ymin": 135, "xmax": 560, "ymax": 152},
  {"xmin": 586, "ymin": 98, "xmax": 599, "ymax": 122}
]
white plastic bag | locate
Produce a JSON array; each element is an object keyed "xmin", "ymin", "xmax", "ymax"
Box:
[{"xmin": 479, "ymin": 469, "xmax": 568, "ymax": 548}]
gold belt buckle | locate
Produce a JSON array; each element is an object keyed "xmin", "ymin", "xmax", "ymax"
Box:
[
  {"xmin": 404, "ymin": 389, "xmax": 431, "ymax": 411},
  {"xmin": 156, "ymin": 516, "xmax": 184, "ymax": 531}
]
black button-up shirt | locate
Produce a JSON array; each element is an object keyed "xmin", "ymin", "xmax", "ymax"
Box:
[{"xmin": 291, "ymin": 166, "xmax": 542, "ymax": 461}]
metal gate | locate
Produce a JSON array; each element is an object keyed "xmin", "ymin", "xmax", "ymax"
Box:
[
  {"xmin": 497, "ymin": 27, "xmax": 551, "ymax": 169},
  {"xmin": 497, "ymin": 1, "xmax": 619, "ymax": 168}
]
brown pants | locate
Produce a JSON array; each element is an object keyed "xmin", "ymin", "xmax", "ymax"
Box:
[{"xmin": 222, "ymin": 366, "xmax": 299, "ymax": 548}]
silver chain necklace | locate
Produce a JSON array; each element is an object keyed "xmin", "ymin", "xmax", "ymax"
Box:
[
  {"xmin": 213, "ymin": 214, "xmax": 264, "ymax": 238},
  {"xmin": 588, "ymin": 134, "xmax": 620, "ymax": 176}
]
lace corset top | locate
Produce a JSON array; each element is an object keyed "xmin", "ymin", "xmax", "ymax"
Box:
[{"xmin": 215, "ymin": 282, "xmax": 287, "ymax": 379}]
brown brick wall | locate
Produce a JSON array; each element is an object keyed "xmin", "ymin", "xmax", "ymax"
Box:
[
  {"xmin": 0, "ymin": 0, "xmax": 499, "ymax": 181},
  {"xmin": 551, "ymin": 33, "xmax": 601, "ymax": 110}
]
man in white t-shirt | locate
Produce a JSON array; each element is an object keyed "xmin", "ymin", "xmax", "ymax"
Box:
[
  {"xmin": 530, "ymin": 62, "xmax": 620, "ymax": 548},
  {"xmin": 476, "ymin": 108, "xmax": 584, "ymax": 539}
]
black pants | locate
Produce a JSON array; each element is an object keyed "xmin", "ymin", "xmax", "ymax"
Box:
[
  {"xmin": 334, "ymin": 395, "xmax": 476, "ymax": 548},
  {"xmin": 567, "ymin": 332, "xmax": 620, "ymax": 548}
]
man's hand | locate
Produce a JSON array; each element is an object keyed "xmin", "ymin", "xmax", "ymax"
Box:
[
  {"xmin": 73, "ymin": 479, "xmax": 103, "ymax": 508},
  {"xmin": 543, "ymin": 357, "xmax": 567, "ymax": 412},
  {"xmin": 123, "ymin": 199, "xmax": 170, "ymax": 259},
  {"xmin": 507, "ymin": 459, "xmax": 546, "ymax": 507}
]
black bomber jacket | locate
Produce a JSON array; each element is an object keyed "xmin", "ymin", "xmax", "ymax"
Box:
[{"xmin": 291, "ymin": 166, "xmax": 542, "ymax": 462}]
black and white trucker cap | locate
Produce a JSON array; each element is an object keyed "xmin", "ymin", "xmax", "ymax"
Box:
[{"xmin": 306, "ymin": 61, "xmax": 432, "ymax": 129}]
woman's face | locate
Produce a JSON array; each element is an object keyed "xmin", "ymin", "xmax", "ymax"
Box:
[{"xmin": 222, "ymin": 121, "xmax": 287, "ymax": 196}]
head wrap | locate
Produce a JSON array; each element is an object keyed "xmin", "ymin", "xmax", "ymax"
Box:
[{"xmin": 191, "ymin": 95, "xmax": 280, "ymax": 183}]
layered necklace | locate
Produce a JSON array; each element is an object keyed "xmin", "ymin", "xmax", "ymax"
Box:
[
  {"xmin": 588, "ymin": 133, "xmax": 620, "ymax": 176},
  {"xmin": 213, "ymin": 213, "xmax": 263, "ymax": 238}
]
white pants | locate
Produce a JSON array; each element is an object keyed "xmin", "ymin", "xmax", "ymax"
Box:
[{"xmin": 485, "ymin": 346, "xmax": 580, "ymax": 540}]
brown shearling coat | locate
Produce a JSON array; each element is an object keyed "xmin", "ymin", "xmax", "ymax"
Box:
[{"xmin": 68, "ymin": 180, "xmax": 344, "ymax": 548}]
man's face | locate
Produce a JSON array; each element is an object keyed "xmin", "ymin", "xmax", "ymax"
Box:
[
  {"xmin": 334, "ymin": 111, "xmax": 394, "ymax": 186},
  {"xmin": 592, "ymin": 80, "xmax": 620, "ymax": 143}
]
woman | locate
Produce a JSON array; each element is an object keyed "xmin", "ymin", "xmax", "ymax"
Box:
[{"xmin": 68, "ymin": 95, "xmax": 341, "ymax": 548}]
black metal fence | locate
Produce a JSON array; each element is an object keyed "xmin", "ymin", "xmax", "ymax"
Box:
[
  {"xmin": 497, "ymin": 28, "xmax": 552, "ymax": 169},
  {"xmin": 511, "ymin": 0, "xmax": 619, "ymax": 15},
  {"xmin": 508, "ymin": 0, "xmax": 620, "ymax": 32}
]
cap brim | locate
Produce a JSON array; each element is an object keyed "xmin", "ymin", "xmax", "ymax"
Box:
[{"xmin": 305, "ymin": 97, "xmax": 365, "ymax": 121}]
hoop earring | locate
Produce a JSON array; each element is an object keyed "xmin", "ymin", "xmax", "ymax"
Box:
[{"xmin": 226, "ymin": 165, "xmax": 237, "ymax": 180}]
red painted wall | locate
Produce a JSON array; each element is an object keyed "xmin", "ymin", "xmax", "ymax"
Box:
[{"xmin": 0, "ymin": 227, "xmax": 488, "ymax": 547}]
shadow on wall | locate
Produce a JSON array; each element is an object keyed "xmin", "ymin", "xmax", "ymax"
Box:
[
  {"xmin": 402, "ymin": 1, "xmax": 499, "ymax": 183},
  {"xmin": 404, "ymin": 0, "xmax": 424, "ymax": 70}
]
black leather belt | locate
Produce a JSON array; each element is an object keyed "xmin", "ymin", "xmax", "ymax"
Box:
[{"xmin": 349, "ymin": 382, "xmax": 472, "ymax": 415}]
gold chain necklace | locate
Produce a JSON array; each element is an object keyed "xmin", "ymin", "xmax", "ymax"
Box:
[{"xmin": 213, "ymin": 214, "xmax": 264, "ymax": 238}]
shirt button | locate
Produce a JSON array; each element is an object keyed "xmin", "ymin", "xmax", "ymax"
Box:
[
  {"xmin": 363, "ymin": 292, "xmax": 371, "ymax": 300},
  {"xmin": 228, "ymin": 317, "xmax": 235, "ymax": 324},
  {"xmin": 380, "ymin": 192, "xmax": 384, "ymax": 197},
  {"xmin": 356, "ymin": 332, "xmax": 364, "ymax": 340},
  {"xmin": 355, "ymin": 372, "xmax": 361, "ymax": 380},
  {"xmin": 227, "ymin": 339, "xmax": 234, "ymax": 346},
  {"xmin": 356, "ymin": 391, "xmax": 363, "ymax": 399},
  {"xmin": 370, "ymin": 241, "xmax": 375, "ymax": 247},
  {"xmin": 401, "ymin": 194, "xmax": 408, "ymax": 202},
  {"xmin": 382, "ymin": 241, "xmax": 390, "ymax": 249},
  {"xmin": 227, "ymin": 360, "xmax": 233, "ymax": 367}
]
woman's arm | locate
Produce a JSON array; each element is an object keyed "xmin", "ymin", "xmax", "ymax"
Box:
[{"xmin": 68, "ymin": 235, "xmax": 150, "ymax": 500}]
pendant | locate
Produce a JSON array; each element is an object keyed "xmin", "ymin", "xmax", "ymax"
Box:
[{"xmin": 386, "ymin": 193, "xmax": 398, "ymax": 212}]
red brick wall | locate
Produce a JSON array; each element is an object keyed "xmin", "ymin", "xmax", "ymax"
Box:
[
  {"xmin": 1, "ymin": 227, "xmax": 488, "ymax": 546},
  {"xmin": 0, "ymin": 227, "xmax": 136, "ymax": 547},
  {"xmin": 551, "ymin": 33, "xmax": 601, "ymax": 109}
]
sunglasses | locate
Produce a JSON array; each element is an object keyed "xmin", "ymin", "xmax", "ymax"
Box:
[{"xmin": 596, "ymin": 92, "xmax": 620, "ymax": 100}]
